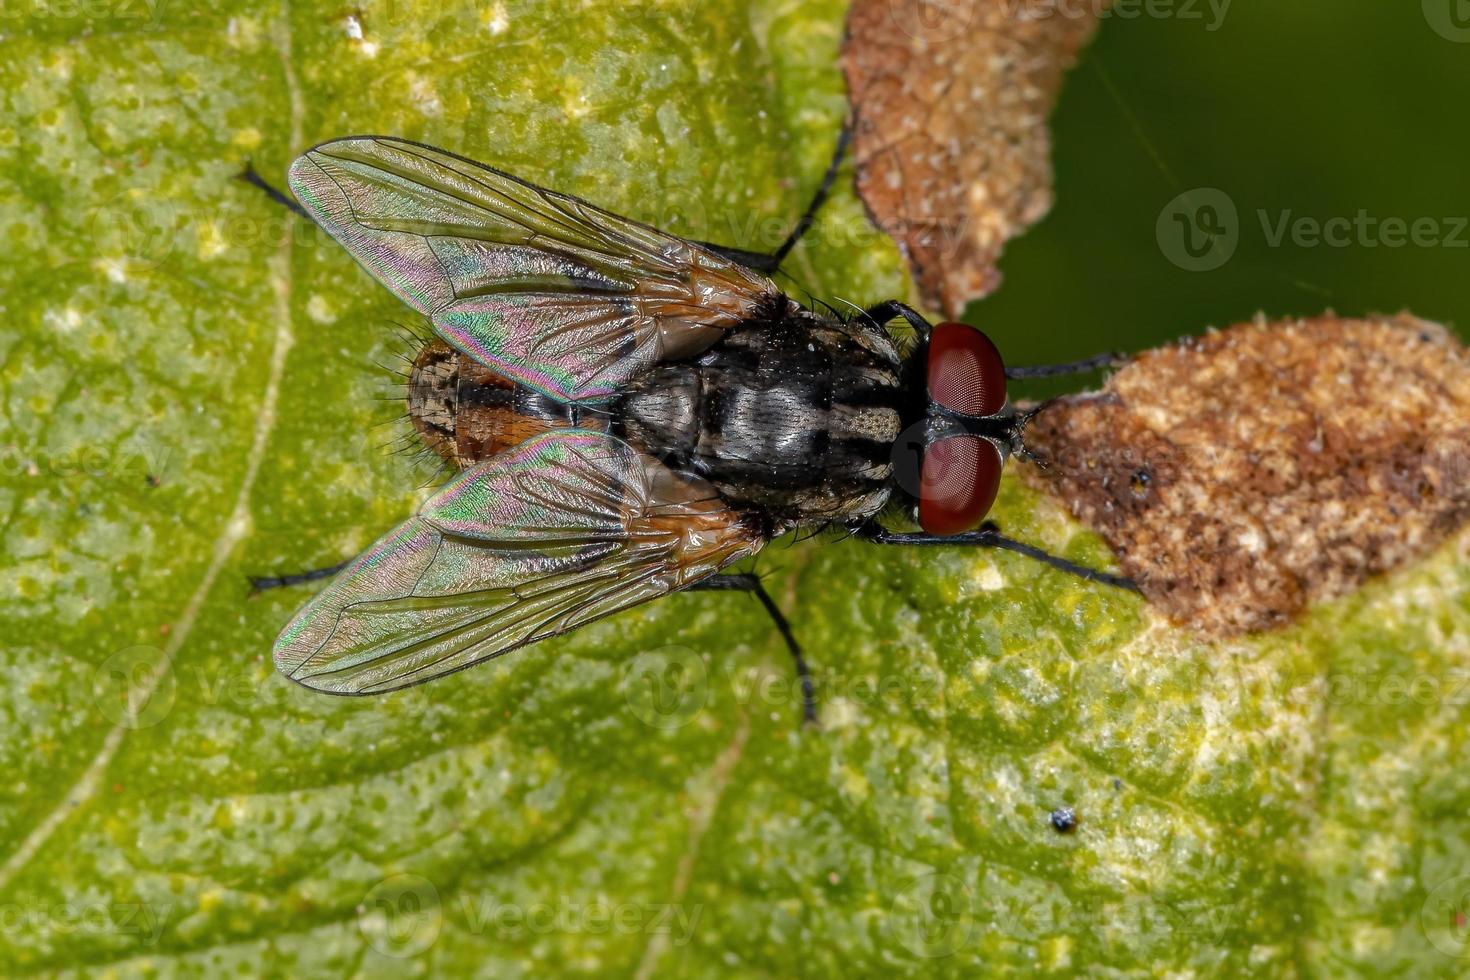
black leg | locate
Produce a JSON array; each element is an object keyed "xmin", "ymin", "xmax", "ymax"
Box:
[
  {"xmin": 687, "ymin": 573, "xmax": 817, "ymax": 725},
  {"xmin": 859, "ymin": 300, "xmax": 934, "ymax": 344},
  {"xmin": 249, "ymin": 560, "xmax": 351, "ymax": 594},
  {"xmin": 853, "ymin": 522, "xmax": 1140, "ymax": 593},
  {"xmin": 237, "ymin": 161, "xmax": 312, "ymax": 221},
  {"xmin": 1005, "ymin": 352, "xmax": 1125, "ymax": 380},
  {"xmin": 766, "ymin": 120, "xmax": 853, "ymax": 269},
  {"xmin": 697, "ymin": 120, "xmax": 853, "ymax": 275},
  {"xmin": 701, "ymin": 242, "xmax": 785, "ymax": 272}
]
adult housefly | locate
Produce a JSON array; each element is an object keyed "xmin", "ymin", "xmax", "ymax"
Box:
[{"xmin": 253, "ymin": 134, "xmax": 1132, "ymax": 723}]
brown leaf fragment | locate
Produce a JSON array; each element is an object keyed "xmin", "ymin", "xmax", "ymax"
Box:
[
  {"xmin": 841, "ymin": 0, "xmax": 1107, "ymax": 318},
  {"xmin": 1023, "ymin": 314, "xmax": 1470, "ymax": 636}
]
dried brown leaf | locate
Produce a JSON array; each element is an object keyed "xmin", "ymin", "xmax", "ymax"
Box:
[
  {"xmin": 841, "ymin": 0, "xmax": 1106, "ymax": 317},
  {"xmin": 1023, "ymin": 314, "xmax": 1470, "ymax": 636}
]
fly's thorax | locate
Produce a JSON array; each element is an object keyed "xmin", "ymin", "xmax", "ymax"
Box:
[
  {"xmin": 616, "ymin": 366, "xmax": 702, "ymax": 456},
  {"xmin": 615, "ymin": 314, "xmax": 905, "ymax": 525},
  {"xmin": 407, "ymin": 341, "xmax": 584, "ymax": 469}
]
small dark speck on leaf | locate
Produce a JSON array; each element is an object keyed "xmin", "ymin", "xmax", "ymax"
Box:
[
  {"xmin": 1129, "ymin": 469, "xmax": 1151, "ymax": 498},
  {"xmin": 1050, "ymin": 806, "xmax": 1078, "ymax": 833}
]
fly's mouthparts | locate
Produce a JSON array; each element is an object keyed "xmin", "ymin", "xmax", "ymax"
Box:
[
  {"xmin": 926, "ymin": 404, "xmax": 1024, "ymax": 447},
  {"xmin": 923, "ymin": 404, "xmax": 1049, "ymax": 468},
  {"xmin": 1008, "ymin": 399, "xmax": 1065, "ymax": 466}
]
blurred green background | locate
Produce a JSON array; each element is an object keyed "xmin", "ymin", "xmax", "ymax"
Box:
[{"xmin": 991, "ymin": 0, "xmax": 1470, "ymax": 375}]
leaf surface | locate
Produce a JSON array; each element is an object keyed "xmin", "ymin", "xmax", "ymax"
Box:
[{"xmin": 2, "ymin": 2, "xmax": 1469, "ymax": 977}]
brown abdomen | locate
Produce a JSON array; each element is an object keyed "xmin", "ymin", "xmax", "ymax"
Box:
[{"xmin": 408, "ymin": 341, "xmax": 581, "ymax": 469}]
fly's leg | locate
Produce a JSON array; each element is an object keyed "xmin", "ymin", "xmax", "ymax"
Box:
[
  {"xmin": 249, "ymin": 560, "xmax": 351, "ymax": 594},
  {"xmin": 235, "ymin": 165, "xmax": 347, "ymax": 596},
  {"xmin": 765, "ymin": 120, "xmax": 853, "ymax": 270},
  {"xmin": 852, "ymin": 303, "xmax": 1125, "ymax": 372},
  {"xmin": 698, "ymin": 120, "xmax": 854, "ymax": 275},
  {"xmin": 243, "ymin": 127, "xmax": 857, "ymax": 277},
  {"xmin": 853, "ymin": 522, "xmax": 1140, "ymax": 593},
  {"xmin": 237, "ymin": 161, "xmax": 311, "ymax": 220},
  {"xmin": 1006, "ymin": 352, "xmax": 1126, "ymax": 380},
  {"xmin": 858, "ymin": 309, "xmax": 1120, "ymax": 370},
  {"xmin": 687, "ymin": 573, "xmax": 816, "ymax": 725},
  {"xmin": 859, "ymin": 300, "xmax": 934, "ymax": 344}
]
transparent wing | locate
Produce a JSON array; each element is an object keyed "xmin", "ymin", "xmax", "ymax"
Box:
[
  {"xmin": 272, "ymin": 430, "xmax": 764, "ymax": 695},
  {"xmin": 288, "ymin": 136, "xmax": 782, "ymax": 401}
]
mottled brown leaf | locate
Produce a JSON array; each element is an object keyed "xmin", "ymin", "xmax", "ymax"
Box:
[
  {"xmin": 1024, "ymin": 314, "xmax": 1470, "ymax": 636},
  {"xmin": 841, "ymin": 0, "xmax": 1106, "ymax": 317}
]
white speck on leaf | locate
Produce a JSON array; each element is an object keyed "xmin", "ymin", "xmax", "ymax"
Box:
[
  {"xmin": 306, "ymin": 295, "xmax": 336, "ymax": 324},
  {"xmin": 486, "ymin": 3, "xmax": 509, "ymax": 35}
]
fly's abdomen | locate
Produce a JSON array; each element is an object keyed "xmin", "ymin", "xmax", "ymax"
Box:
[{"xmin": 408, "ymin": 341, "xmax": 582, "ymax": 469}]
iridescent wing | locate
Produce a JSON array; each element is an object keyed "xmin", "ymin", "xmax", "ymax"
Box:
[
  {"xmin": 272, "ymin": 430, "xmax": 764, "ymax": 695},
  {"xmin": 288, "ymin": 136, "xmax": 782, "ymax": 401}
]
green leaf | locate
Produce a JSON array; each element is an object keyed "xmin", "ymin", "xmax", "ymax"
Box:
[{"xmin": 3, "ymin": 2, "xmax": 1469, "ymax": 977}]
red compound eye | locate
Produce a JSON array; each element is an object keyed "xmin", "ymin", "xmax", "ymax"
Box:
[
  {"xmin": 926, "ymin": 322, "xmax": 1007, "ymax": 418},
  {"xmin": 919, "ymin": 323, "xmax": 1009, "ymax": 535},
  {"xmin": 919, "ymin": 436, "xmax": 1004, "ymax": 536}
]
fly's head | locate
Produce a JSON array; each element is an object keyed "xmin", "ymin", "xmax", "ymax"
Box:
[{"xmin": 911, "ymin": 321, "xmax": 1023, "ymax": 536}]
